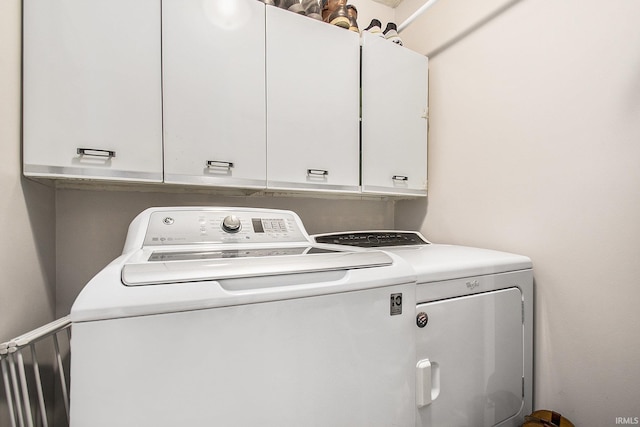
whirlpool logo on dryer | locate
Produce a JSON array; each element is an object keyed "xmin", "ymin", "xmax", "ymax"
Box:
[{"xmin": 466, "ymin": 280, "xmax": 480, "ymax": 290}]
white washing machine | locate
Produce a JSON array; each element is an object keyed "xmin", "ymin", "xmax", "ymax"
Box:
[
  {"xmin": 69, "ymin": 208, "xmax": 418, "ymax": 427},
  {"xmin": 314, "ymin": 231, "xmax": 534, "ymax": 427}
]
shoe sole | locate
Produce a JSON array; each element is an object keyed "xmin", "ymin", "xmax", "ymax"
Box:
[
  {"xmin": 330, "ymin": 16, "xmax": 350, "ymax": 28},
  {"xmin": 364, "ymin": 28, "xmax": 385, "ymax": 37}
]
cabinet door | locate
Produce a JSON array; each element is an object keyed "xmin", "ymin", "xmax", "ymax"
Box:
[
  {"xmin": 163, "ymin": 0, "xmax": 266, "ymax": 189},
  {"xmin": 23, "ymin": 0, "xmax": 162, "ymax": 182},
  {"xmin": 266, "ymin": 8, "xmax": 360, "ymax": 193},
  {"xmin": 361, "ymin": 32, "xmax": 428, "ymax": 196}
]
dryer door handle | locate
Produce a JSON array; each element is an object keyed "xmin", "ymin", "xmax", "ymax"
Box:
[{"xmin": 417, "ymin": 359, "xmax": 440, "ymax": 408}]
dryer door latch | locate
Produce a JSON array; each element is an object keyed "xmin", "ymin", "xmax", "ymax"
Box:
[{"xmin": 417, "ymin": 359, "xmax": 440, "ymax": 408}]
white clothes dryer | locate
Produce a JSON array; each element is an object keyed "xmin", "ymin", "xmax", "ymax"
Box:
[
  {"xmin": 314, "ymin": 231, "xmax": 534, "ymax": 427},
  {"xmin": 69, "ymin": 208, "xmax": 418, "ymax": 427}
]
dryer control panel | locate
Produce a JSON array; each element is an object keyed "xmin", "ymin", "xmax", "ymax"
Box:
[{"xmin": 315, "ymin": 231, "xmax": 429, "ymax": 248}]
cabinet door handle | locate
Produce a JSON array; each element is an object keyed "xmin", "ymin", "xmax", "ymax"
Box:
[
  {"xmin": 206, "ymin": 160, "xmax": 234, "ymax": 169},
  {"xmin": 392, "ymin": 175, "xmax": 408, "ymax": 181},
  {"xmin": 307, "ymin": 169, "xmax": 328, "ymax": 177},
  {"xmin": 77, "ymin": 148, "xmax": 116, "ymax": 158}
]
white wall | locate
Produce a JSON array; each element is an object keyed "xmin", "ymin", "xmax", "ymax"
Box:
[
  {"xmin": 0, "ymin": 0, "xmax": 56, "ymax": 341},
  {"xmin": 0, "ymin": 0, "xmax": 56, "ymax": 419},
  {"xmin": 397, "ymin": 0, "xmax": 640, "ymax": 424}
]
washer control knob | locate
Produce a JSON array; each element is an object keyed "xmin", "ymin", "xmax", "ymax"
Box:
[
  {"xmin": 416, "ymin": 312, "xmax": 429, "ymax": 328},
  {"xmin": 221, "ymin": 215, "xmax": 241, "ymax": 233}
]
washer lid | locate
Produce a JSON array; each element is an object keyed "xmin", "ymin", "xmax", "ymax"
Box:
[
  {"xmin": 72, "ymin": 249, "xmax": 414, "ymax": 322},
  {"xmin": 121, "ymin": 250, "xmax": 393, "ymax": 286}
]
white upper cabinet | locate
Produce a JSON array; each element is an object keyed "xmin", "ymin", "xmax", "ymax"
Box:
[
  {"xmin": 265, "ymin": 7, "xmax": 360, "ymax": 193},
  {"xmin": 361, "ymin": 32, "xmax": 429, "ymax": 196},
  {"xmin": 23, "ymin": 0, "xmax": 163, "ymax": 182},
  {"xmin": 162, "ymin": 0, "xmax": 266, "ymax": 189},
  {"xmin": 23, "ymin": 2, "xmax": 428, "ymax": 198}
]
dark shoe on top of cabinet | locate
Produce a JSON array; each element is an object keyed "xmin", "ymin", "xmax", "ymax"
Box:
[
  {"xmin": 363, "ymin": 19, "xmax": 385, "ymax": 37},
  {"xmin": 383, "ymin": 22, "xmax": 403, "ymax": 45}
]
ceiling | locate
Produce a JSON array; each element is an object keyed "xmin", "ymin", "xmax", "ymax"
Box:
[{"xmin": 370, "ymin": 0, "xmax": 404, "ymax": 8}]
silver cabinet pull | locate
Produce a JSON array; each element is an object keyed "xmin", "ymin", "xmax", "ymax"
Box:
[
  {"xmin": 77, "ymin": 148, "xmax": 116, "ymax": 158},
  {"xmin": 392, "ymin": 175, "xmax": 408, "ymax": 181},
  {"xmin": 307, "ymin": 169, "xmax": 328, "ymax": 177},
  {"xmin": 206, "ymin": 160, "xmax": 234, "ymax": 169}
]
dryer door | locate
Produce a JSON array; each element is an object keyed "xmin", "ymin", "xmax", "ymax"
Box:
[{"xmin": 416, "ymin": 287, "xmax": 523, "ymax": 427}]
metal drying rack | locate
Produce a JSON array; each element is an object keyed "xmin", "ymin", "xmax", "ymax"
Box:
[{"xmin": 1, "ymin": 316, "xmax": 71, "ymax": 427}]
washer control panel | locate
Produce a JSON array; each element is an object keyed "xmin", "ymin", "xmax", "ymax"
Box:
[
  {"xmin": 143, "ymin": 209, "xmax": 308, "ymax": 246},
  {"xmin": 315, "ymin": 231, "xmax": 429, "ymax": 248}
]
